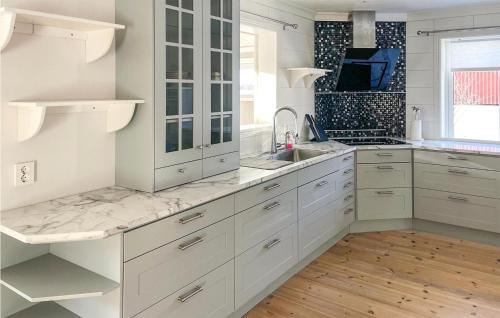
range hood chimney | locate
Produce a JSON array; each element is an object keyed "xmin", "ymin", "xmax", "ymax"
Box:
[{"xmin": 352, "ymin": 11, "xmax": 376, "ymax": 48}]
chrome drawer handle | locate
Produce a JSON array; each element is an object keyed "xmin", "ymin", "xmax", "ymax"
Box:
[
  {"xmin": 264, "ymin": 202, "xmax": 281, "ymax": 211},
  {"xmin": 177, "ymin": 286, "xmax": 204, "ymax": 303},
  {"xmin": 316, "ymin": 180, "xmax": 329, "ymax": 187},
  {"xmin": 343, "ymin": 182, "xmax": 354, "ymax": 189},
  {"xmin": 205, "ymin": 144, "xmax": 212, "ymax": 149},
  {"xmin": 448, "ymin": 169, "xmax": 469, "ymax": 175},
  {"xmin": 376, "ymin": 191, "xmax": 394, "ymax": 195},
  {"xmin": 344, "ymin": 194, "xmax": 354, "ymax": 201},
  {"xmin": 377, "ymin": 166, "xmax": 394, "ymax": 170},
  {"xmin": 377, "ymin": 153, "xmax": 394, "ymax": 157},
  {"xmin": 448, "ymin": 156, "xmax": 468, "ymax": 161},
  {"xmin": 343, "ymin": 156, "xmax": 354, "ymax": 161},
  {"xmin": 196, "ymin": 145, "xmax": 203, "ymax": 150},
  {"xmin": 264, "ymin": 183, "xmax": 281, "ymax": 191},
  {"xmin": 344, "ymin": 208, "xmax": 354, "ymax": 215},
  {"xmin": 343, "ymin": 169, "xmax": 353, "ymax": 175},
  {"xmin": 178, "ymin": 236, "xmax": 204, "ymax": 251},
  {"xmin": 220, "ymin": 158, "xmax": 226, "ymax": 163},
  {"xmin": 264, "ymin": 238, "xmax": 281, "ymax": 250},
  {"xmin": 448, "ymin": 196, "xmax": 469, "ymax": 202},
  {"xmin": 179, "ymin": 212, "xmax": 205, "ymax": 225},
  {"xmin": 178, "ymin": 168, "xmax": 186, "ymax": 173}
]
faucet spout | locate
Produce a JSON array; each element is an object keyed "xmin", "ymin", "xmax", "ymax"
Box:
[{"xmin": 271, "ymin": 106, "xmax": 299, "ymax": 154}]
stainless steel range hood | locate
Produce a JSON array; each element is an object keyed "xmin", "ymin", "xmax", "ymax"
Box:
[{"xmin": 352, "ymin": 11, "xmax": 376, "ymax": 48}]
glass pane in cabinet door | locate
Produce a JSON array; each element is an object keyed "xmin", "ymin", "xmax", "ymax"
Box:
[
  {"xmin": 182, "ymin": 83, "xmax": 193, "ymax": 115},
  {"xmin": 223, "ymin": 53, "xmax": 232, "ymax": 81},
  {"xmin": 182, "ymin": 13, "xmax": 193, "ymax": 45},
  {"xmin": 223, "ymin": 115, "xmax": 233, "ymax": 142},
  {"xmin": 211, "ymin": 84, "xmax": 221, "ymax": 112},
  {"xmin": 166, "ymin": 0, "xmax": 178, "ymax": 7},
  {"xmin": 166, "ymin": 83, "xmax": 179, "ymax": 116},
  {"xmin": 223, "ymin": 84, "xmax": 232, "ymax": 111},
  {"xmin": 211, "ymin": 116, "xmax": 221, "ymax": 144},
  {"xmin": 165, "ymin": 9, "xmax": 179, "ymax": 43},
  {"xmin": 166, "ymin": 46, "xmax": 179, "ymax": 79},
  {"xmin": 166, "ymin": 119, "xmax": 179, "ymax": 153},
  {"xmin": 211, "ymin": 0, "xmax": 221, "ymax": 17},
  {"xmin": 223, "ymin": 22, "xmax": 232, "ymax": 50},
  {"xmin": 182, "ymin": 48, "xmax": 193, "ymax": 80},
  {"xmin": 223, "ymin": 0, "xmax": 232, "ymax": 20},
  {"xmin": 211, "ymin": 20, "xmax": 221, "ymax": 49},
  {"xmin": 182, "ymin": 118, "xmax": 194, "ymax": 150},
  {"xmin": 211, "ymin": 52, "xmax": 221, "ymax": 80},
  {"xmin": 182, "ymin": 0, "xmax": 193, "ymax": 10}
]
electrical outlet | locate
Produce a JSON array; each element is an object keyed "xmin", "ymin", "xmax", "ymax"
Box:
[{"xmin": 14, "ymin": 161, "xmax": 36, "ymax": 186}]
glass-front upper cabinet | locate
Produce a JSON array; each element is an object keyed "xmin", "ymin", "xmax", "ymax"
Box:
[
  {"xmin": 203, "ymin": 0, "xmax": 240, "ymax": 159},
  {"xmin": 156, "ymin": 0, "xmax": 203, "ymax": 168}
]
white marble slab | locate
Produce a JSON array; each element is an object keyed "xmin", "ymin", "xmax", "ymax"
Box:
[{"xmin": 0, "ymin": 142, "xmax": 354, "ymax": 244}]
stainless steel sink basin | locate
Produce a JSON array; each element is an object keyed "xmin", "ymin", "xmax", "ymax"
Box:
[{"xmin": 266, "ymin": 149, "xmax": 325, "ymax": 163}]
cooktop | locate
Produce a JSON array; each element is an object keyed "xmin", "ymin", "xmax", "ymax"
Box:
[{"xmin": 332, "ymin": 138, "xmax": 409, "ymax": 146}]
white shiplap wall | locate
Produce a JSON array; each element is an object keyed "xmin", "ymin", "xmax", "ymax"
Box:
[{"xmin": 407, "ymin": 3, "xmax": 500, "ymax": 139}]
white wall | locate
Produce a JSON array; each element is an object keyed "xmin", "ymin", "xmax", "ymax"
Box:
[
  {"xmin": 406, "ymin": 3, "xmax": 500, "ymax": 139},
  {"xmin": 0, "ymin": 0, "xmax": 116, "ymax": 210},
  {"xmin": 240, "ymin": 0, "xmax": 316, "ymax": 157}
]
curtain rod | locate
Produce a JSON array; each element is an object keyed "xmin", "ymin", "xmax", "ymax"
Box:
[
  {"xmin": 418, "ymin": 25, "xmax": 500, "ymax": 36},
  {"xmin": 241, "ymin": 10, "xmax": 299, "ymax": 30}
]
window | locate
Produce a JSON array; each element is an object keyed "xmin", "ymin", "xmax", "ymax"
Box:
[
  {"xmin": 442, "ymin": 36, "xmax": 500, "ymax": 142},
  {"xmin": 240, "ymin": 25, "xmax": 277, "ymax": 130}
]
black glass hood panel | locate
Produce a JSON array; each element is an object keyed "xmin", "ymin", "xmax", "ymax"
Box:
[{"xmin": 336, "ymin": 48, "xmax": 401, "ymax": 92}]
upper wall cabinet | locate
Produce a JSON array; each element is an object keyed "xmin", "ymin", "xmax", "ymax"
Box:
[{"xmin": 116, "ymin": 0, "xmax": 240, "ymax": 192}]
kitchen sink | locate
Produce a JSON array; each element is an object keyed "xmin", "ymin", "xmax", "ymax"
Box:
[{"xmin": 266, "ymin": 149, "xmax": 325, "ymax": 163}]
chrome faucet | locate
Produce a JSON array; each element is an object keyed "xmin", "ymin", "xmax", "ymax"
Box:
[{"xmin": 271, "ymin": 106, "xmax": 299, "ymax": 154}]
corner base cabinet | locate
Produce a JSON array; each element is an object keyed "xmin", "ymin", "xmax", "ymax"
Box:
[{"xmin": 116, "ymin": 0, "xmax": 240, "ymax": 192}]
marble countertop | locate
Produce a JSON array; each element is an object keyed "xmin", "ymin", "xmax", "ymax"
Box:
[
  {"xmin": 3, "ymin": 138, "xmax": 500, "ymax": 245},
  {"xmin": 0, "ymin": 141, "xmax": 354, "ymax": 244}
]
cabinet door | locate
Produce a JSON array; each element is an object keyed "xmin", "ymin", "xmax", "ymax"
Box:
[
  {"xmin": 203, "ymin": 0, "xmax": 240, "ymax": 159},
  {"xmin": 155, "ymin": 0, "xmax": 204, "ymax": 168}
]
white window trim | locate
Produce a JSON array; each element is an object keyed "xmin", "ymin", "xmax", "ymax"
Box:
[{"xmin": 437, "ymin": 29, "xmax": 500, "ymax": 144}]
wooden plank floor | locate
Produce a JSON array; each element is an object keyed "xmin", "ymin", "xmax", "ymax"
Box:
[{"xmin": 245, "ymin": 231, "xmax": 500, "ymax": 318}]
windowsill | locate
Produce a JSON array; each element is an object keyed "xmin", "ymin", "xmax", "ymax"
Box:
[
  {"xmin": 438, "ymin": 137, "xmax": 500, "ymax": 145},
  {"xmin": 240, "ymin": 124, "xmax": 272, "ymax": 136}
]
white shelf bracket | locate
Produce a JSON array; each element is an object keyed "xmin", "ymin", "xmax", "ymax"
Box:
[
  {"xmin": 287, "ymin": 68, "xmax": 332, "ymax": 88},
  {"xmin": 0, "ymin": 10, "xmax": 16, "ymax": 51},
  {"xmin": 106, "ymin": 102, "xmax": 137, "ymax": 133},
  {"xmin": 17, "ymin": 106, "xmax": 47, "ymax": 142},
  {"xmin": 86, "ymin": 28, "xmax": 115, "ymax": 63}
]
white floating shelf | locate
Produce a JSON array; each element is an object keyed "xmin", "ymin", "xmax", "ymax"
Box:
[
  {"xmin": 0, "ymin": 254, "xmax": 119, "ymax": 302},
  {"xmin": 9, "ymin": 99, "xmax": 144, "ymax": 142},
  {"xmin": 0, "ymin": 7, "xmax": 125, "ymax": 63},
  {"xmin": 287, "ymin": 68, "xmax": 332, "ymax": 88},
  {"xmin": 7, "ymin": 302, "xmax": 80, "ymax": 318}
]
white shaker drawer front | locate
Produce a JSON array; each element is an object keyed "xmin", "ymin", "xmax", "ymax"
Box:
[
  {"xmin": 203, "ymin": 152, "xmax": 240, "ymax": 178},
  {"xmin": 298, "ymin": 203, "xmax": 336, "ymax": 260},
  {"xmin": 235, "ymin": 172, "xmax": 298, "ymax": 212},
  {"xmin": 298, "ymin": 171, "xmax": 340, "ymax": 220},
  {"xmin": 134, "ymin": 261, "xmax": 235, "ymax": 318},
  {"xmin": 155, "ymin": 160, "xmax": 203, "ymax": 191},
  {"xmin": 357, "ymin": 163, "xmax": 412, "ymax": 189},
  {"xmin": 123, "ymin": 218, "xmax": 235, "ymax": 318},
  {"xmin": 339, "ymin": 165, "xmax": 355, "ymax": 183},
  {"xmin": 235, "ymin": 189, "xmax": 297, "ymax": 255},
  {"xmin": 298, "ymin": 156, "xmax": 340, "ymax": 186},
  {"xmin": 339, "ymin": 152, "xmax": 355, "ymax": 169},
  {"xmin": 235, "ymin": 224, "xmax": 298, "ymax": 309},
  {"xmin": 340, "ymin": 203, "xmax": 356, "ymax": 230},
  {"xmin": 415, "ymin": 189, "xmax": 500, "ymax": 233},
  {"xmin": 124, "ymin": 195, "xmax": 234, "ymax": 261},
  {"xmin": 414, "ymin": 150, "xmax": 500, "ymax": 172},
  {"xmin": 357, "ymin": 150, "xmax": 412, "ymax": 164},
  {"xmin": 414, "ymin": 163, "xmax": 500, "ymax": 199},
  {"xmin": 357, "ymin": 189, "xmax": 413, "ymax": 220},
  {"xmin": 340, "ymin": 190, "xmax": 355, "ymax": 209}
]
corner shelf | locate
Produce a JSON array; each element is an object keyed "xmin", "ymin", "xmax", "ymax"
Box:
[
  {"xmin": 287, "ymin": 68, "xmax": 332, "ymax": 88},
  {"xmin": 0, "ymin": 253, "xmax": 119, "ymax": 302},
  {"xmin": 0, "ymin": 7, "xmax": 125, "ymax": 63},
  {"xmin": 9, "ymin": 99, "xmax": 144, "ymax": 142},
  {"xmin": 7, "ymin": 302, "xmax": 80, "ymax": 318}
]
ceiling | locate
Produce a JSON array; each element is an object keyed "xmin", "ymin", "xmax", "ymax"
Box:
[{"xmin": 287, "ymin": 0, "xmax": 500, "ymax": 13}]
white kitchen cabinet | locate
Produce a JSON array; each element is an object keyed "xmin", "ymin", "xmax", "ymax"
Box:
[
  {"xmin": 357, "ymin": 163, "xmax": 413, "ymax": 189},
  {"xmin": 357, "ymin": 149, "xmax": 412, "ymax": 164},
  {"xmin": 116, "ymin": 0, "xmax": 240, "ymax": 192},
  {"xmin": 298, "ymin": 171, "xmax": 341, "ymax": 220},
  {"xmin": 134, "ymin": 261, "xmax": 235, "ymax": 318},
  {"xmin": 357, "ymin": 188, "xmax": 413, "ymax": 220},
  {"xmin": 414, "ymin": 150, "xmax": 500, "ymax": 171},
  {"xmin": 123, "ymin": 217, "xmax": 235, "ymax": 318},
  {"xmin": 415, "ymin": 188, "xmax": 500, "ymax": 233},
  {"xmin": 235, "ymin": 223, "xmax": 298, "ymax": 309}
]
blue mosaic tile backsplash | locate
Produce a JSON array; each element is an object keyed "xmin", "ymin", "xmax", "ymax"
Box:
[{"xmin": 314, "ymin": 21, "xmax": 407, "ymax": 138}]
